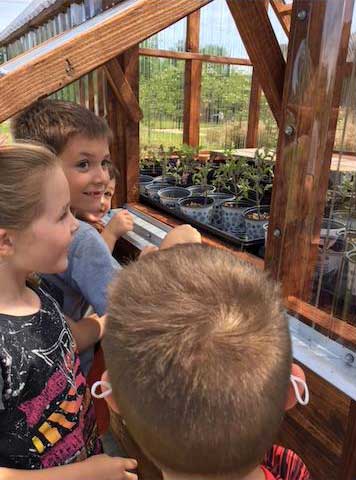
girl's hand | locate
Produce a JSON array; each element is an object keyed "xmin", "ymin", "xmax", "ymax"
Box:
[
  {"xmin": 82, "ymin": 454, "xmax": 138, "ymax": 480},
  {"xmin": 106, "ymin": 210, "xmax": 134, "ymax": 239}
]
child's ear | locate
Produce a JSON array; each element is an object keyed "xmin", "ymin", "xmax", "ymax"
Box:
[
  {"xmin": 101, "ymin": 370, "xmax": 120, "ymax": 414},
  {"xmin": 285, "ymin": 363, "xmax": 306, "ymax": 411},
  {"xmin": 0, "ymin": 229, "xmax": 14, "ymax": 257}
]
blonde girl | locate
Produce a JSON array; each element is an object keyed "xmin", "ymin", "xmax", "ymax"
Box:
[{"xmin": 0, "ymin": 144, "xmax": 137, "ymax": 480}]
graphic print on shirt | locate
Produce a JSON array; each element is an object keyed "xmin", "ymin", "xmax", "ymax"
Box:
[{"xmin": 0, "ymin": 286, "xmax": 101, "ymax": 469}]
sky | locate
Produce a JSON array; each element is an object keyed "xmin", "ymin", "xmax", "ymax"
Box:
[
  {"xmin": 1, "ymin": 0, "xmax": 356, "ymax": 49},
  {"xmin": 0, "ymin": 0, "xmax": 33, "ymax": 32}
]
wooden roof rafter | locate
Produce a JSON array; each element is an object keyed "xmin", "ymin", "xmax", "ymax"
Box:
[
  {"xmin": 104, "ymin": 58, "xmax": 143, "ymax": 123},
  {"xmin": 270, "ymin": 0, "xmax": 292, "ymax": 36},
  {"xmin": 0, "ymin": 0, "xmax": 213, "ymax": 124}
]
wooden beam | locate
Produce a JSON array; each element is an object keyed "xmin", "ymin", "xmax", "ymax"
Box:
[
  {"xmin": 97, "ymin": 67, "xmax": 106, "ymax": 117},
  {"xmin": 183, "ymin": 10, "xmax": 201, "ymax": 147},
  {"xmin": 104, "ymin": 58, "xmax": 143, "ymax": 123},
  {"xmin": 0, "ymin": 0, "xmax": 213, "ymax": 124},
  {"xmin": 270, "ymin": 0, "xmax": 291, "ymax": 36},
  {"xmin": 246, "ymin": 68, "xmax": 261, "ymax": 148},
  {"xmin": 226, "ymin": 0, "xmax": 285, "ymax": 125},
  {"xmin": 139, "ymin": 47, "xmax": 252, "ymax": 66},
  {"xmin": 109, "ymin": 46, "xmax": 140, "ymax": 206},
  {"xmin": 88, "ymin": 71, "xmax": 95, "ymax": 112},
  {"xmin": 341, "ymin": 400, "xmax": 356, "ymax": 480},
  {"xmin": 265, "ymin": 0, "xmax": 354, "ymax": 300}
]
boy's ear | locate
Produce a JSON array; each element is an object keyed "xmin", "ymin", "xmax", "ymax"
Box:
[
  {"xmin": 101, "ymin": 370, "xmax": 120, "ymax": 414},
  {"xmin": 285, "ymin": 363, "xmax": 306, "ymax": 411},
  {"xmin": 0, "ymin": 229, "xmax": 14, "ymax": 257}
]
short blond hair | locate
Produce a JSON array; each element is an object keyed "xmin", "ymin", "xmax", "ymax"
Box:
[
  {"xmin": 0, "ymin": 143, "xmax": 58, "ymax": 230},
  {"xmin": 104, "ymin": 244, "xmax": 291, "ymax": 476},
  {"xmin": 11, "ymin": 99, "xmax": 112, "ymax": 154}
]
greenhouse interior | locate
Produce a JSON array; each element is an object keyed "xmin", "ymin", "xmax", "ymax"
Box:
[{"xmin": 0, "ymin": 0, "xmax": 355, "ymax": 479}]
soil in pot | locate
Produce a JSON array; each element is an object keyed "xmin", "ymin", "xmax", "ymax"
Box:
[
  {"xmin": 243, "ymin": 206, "xmax": 270, "ymax": 239},
  {"xmin": 179, "ymin": 196, "xmax": 214, "ymax": 224}
]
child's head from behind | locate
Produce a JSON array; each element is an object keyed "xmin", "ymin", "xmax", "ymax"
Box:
[
  {"xmin": 12, "ymin": 99, "xmax": 113, "ymax": 217},
  {"xmin": 104, "ymin": 244, "xmax": 292, "ymax": 479},
  {"xmin": 0, "ymin": 143, "xmax": 78, "ymax": 274}
]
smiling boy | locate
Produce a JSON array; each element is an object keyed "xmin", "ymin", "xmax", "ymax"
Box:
[{"xmin": 11, "ymin": 100, "xmax": 127, "ymax": 375}]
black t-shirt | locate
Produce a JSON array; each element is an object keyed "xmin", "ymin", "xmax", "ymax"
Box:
[{"xmin": 0, "ymin": 286, "xmax": 101, "ymax": 469}]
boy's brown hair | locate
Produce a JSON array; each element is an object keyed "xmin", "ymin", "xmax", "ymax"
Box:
[
  {"xmin": 104, "ymin": 244, "xmax": 292, "ymax": 477},
  {"xmin": 11, "ymin": 99, "xmax": 112, "ymax": 154}
]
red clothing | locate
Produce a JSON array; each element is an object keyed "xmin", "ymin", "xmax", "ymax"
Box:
[{"xmin": 261, "ymin": 445, "xmax": 310, "ymax": 480}]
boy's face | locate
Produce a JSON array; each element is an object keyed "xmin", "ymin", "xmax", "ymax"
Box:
[
  {"xmin": 100, "ymin": 178, "xmax": 116, "ymax": 217},
  {"xmin": 59, "ymin": 134, "xmax": 111, "ymax": 216}
]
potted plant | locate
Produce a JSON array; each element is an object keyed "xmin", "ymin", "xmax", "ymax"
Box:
[
  {"xmin": 188, "ymin": 158, "xmax": 215, "ymax": 196},
  {"xmin": 216, "ymin": 152, "xmax": 253, "ymax": 234},
  {"xmin": 152, "ymin": 145, "xmax": 176, "ymax": 185},
  {"xmin": 139, "ymin": 146, "xmax": 162, "ymax": 177},
  {"xmin": 178, "ymin": 195, "xmax": 215, "ymax": 225},
  {"xmin": 243, "ymin": 147, "xmax": 274, "ymax": 239},
  {"xmin": 167, "ymin": 144, "xmax": 198, "ymax": 187},
  {"xmin": 157, "ymin": 185, "xmax": 191, "ymax": 210}
]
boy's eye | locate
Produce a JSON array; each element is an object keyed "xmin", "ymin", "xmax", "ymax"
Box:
[
  {"xmin": 102, "ymin": 159, "xmax": 112, "ymax": 169},
  {"xmin": 104, "ymin": 191, "xmax": 113, "ymax": 198},
  {"xmin": 76, "ymin": 160, "xmax": 89, "ymax": 170}
]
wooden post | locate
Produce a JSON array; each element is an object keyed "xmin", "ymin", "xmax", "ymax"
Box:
[
  {"xmin": 246, "ymin": 68, "xmax": 261, "ymax": 148},
  {"xmin": 183, "ymin": 10, "xmax": 202, "ymax": 147},
  {"xmin": 265, "ymin": 0, "xmax": 354, "ymax": 300},
  {"xmin": 341, "ymin": 400, "xmax": 356, "ymax": 480},
  {"xmin": 106, "ymin": 45, "xmax": 140, "ymax": 207}
]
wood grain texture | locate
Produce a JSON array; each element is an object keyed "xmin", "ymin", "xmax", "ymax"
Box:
[
  {"xmin": 107, "ymin": 46, "xmax": 140, "ymax": 207},
  {"xmin": 270, "ymin": 0, "xmax": 291, "ymax": 36},
  {"xmin": 139, "ymin": 47, "xmax": 252, "ymax": 66},
  {"xmin": 340, "ymin": 400, "xmax": 356, "ymax": 480},
  {"xmin": 278, "ymin": 364, "xmax": 351, "ymax": 480},
  {"xmin": 265, "ymin": 0, "xmax": 354, "ymax": 301},
  {"xmin": 0, "ymin": 0, "xmax": 213, "ymax": 123},
  {"xmin": 88, "ymin": 71, "xmax": 95, "ymax": 112},
  {"xmin": 183, "ymin": 10, "xmax": 201, "ymax": 147},
  {"xmin": 246, "ymin": 69, "xmax": 261, "ymax": 147},
  {"xmin": 104, "ymin": 58, "xmax": 143, "ymax": 123},
  {"xmin": 227, "ymin": 0, "xmax": 285, "ymax": 124}
]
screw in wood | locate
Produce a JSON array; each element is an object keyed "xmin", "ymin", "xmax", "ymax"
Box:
[{"xmin": 297, "ymin": 10, "xmax": 307, "ymax": 21}]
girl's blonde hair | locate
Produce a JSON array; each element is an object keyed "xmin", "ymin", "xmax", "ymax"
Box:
[{"xmin": 0, "ymin": 143, "xmax": 58, "ymax": 230}]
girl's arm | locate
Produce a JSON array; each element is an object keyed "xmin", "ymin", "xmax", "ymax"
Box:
[
  {"xmin": 0, "ymin": 454, "xmax": 137, "ymax": 480},
  {"xmin": 66, "ymin": 314, "xmax": 107, "ymax": 352}
]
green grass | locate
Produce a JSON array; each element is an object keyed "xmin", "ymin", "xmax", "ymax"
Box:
[{"xmin": 0, "ymin": 121, "xmax": 11, "ymax": 142}]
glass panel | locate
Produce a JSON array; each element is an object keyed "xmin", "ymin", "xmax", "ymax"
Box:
[
  {"xmin": 140, "ymin": 17, "xmax": 186, "ymax": 52},
  {"xmin": 199, "ymin": 0, "xmax": 248, "ymax": 58},
  {"xmin": 199, "ymin": 64, "xmax": 252, "ymax": 149},
  {"xmin": 268, "ymin": 1, "xmax": 356, "ymax": 372},
  {"xmin": 140, "ymin": 56, "xmax": 184, "ymax": 148},
  {"xmin": 258, "ymin": 93, "xmax": 279, "ymax": 149}
]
